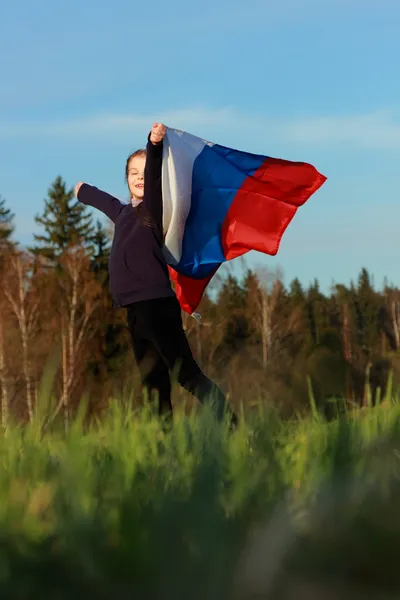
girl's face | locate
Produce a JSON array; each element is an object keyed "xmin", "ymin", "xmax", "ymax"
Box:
[{"xmin": 127, "ymin": 155, "xmax": 146, "ymax": 201}]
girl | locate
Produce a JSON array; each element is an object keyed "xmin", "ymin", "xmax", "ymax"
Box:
[{"xmin": 75, "ymin": 123, "xmax": 237, "ymax": 425}]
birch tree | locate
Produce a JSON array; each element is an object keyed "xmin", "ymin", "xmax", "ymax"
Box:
[
  {"xmin": 245, "ymin": 267, "xmax": 283, "ymax": 370},
  {"xmin": 3, "ymin": 251, "xmax": 39, "ymax": 421},
  {"xmin": 0, "ymin": 295, "xmax": 10, "ymax": 428},
  {"xmin": 49, "ymin": 247, "xmax": 101, "ymax": 430}
]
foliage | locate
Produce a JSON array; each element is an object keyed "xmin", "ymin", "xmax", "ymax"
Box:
[
  {"xmin": 30, "ymin": 177, "xmax": 96, "ymax": 262},
  {"xmin": 0, "ymin": 195, "xmax": 15, "ymax": 250},
  {"xmin": 0, "ymin": 399, "xmax": 399, "ymax": 598}
]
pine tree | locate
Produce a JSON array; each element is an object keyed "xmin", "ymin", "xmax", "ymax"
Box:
[
  {"xmin": 355, "ymin": 267, "xmax": 380, "ymax": 352},
  {"xmin": 30, "ymin": 176, "xmax": 95, "ymax": 262},
  {"xmin": 218, "ymin": 274, "xmax": 247, "ymax": 313},
  {"xmin": 93, "ymin": 219, "xmax": 111, "ymax": 258},
  {"xmin": 305, "ymin": 279, "xmax": 329, "ymax": 348},
  {"xmin": 91, "ymin": 219, "xmax": 111, "ymax": 281},
  {"xmin": 217, "ymin": 274, "xmax": 249, "ymax": 351},
  {"xmin": 242, "ymin": 269, "xmax": 262, "ymax": 344},
  {"xmin": 289, "ymin": 278, "xmax": 305, "ymax": 303},
  {"xmin": 382, "ymin": 280, "xmax": 400, "ymax": 351},
  {"xmin": 0, "ymin": 195, "xmax": 15, "ymax": 250}
]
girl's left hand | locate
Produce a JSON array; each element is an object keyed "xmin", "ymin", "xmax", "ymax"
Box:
[{"xmin": 150, "ymin": 123, "xmax": 167, "ymax": 144}]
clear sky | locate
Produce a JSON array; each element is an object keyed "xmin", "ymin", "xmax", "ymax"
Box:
[{"xmin": 1, "ymin": 0, "xmax": 399, "ymax": 293}]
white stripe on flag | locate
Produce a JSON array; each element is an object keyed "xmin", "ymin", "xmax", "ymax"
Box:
[{"xmin": 162, "ymin": 128, "xmax": 211, "ymax": 265}]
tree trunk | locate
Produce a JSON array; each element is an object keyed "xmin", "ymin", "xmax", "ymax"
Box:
[
  {"xmin": 260, "ymin": 291, "xmax": 272, "ymax": 370},
  {"xmin": 258, "ymin": 285, "xmax": 277, "ymax": 370},
  {"xmin": 0, "ymin": 319, "xmax": 9, "ymax": 429},
  {"xmin": 20, "ymin": 321, "xmax": 33, "ymax": 422},
  {"xmin": 392, "ymin": 300, "xmax": 400, "ymax": 350},
  {"xmin": 17, "ymin": 260, "xmax": 33, "ymax": 421},
  {"xmin": 4, "ymin": 254, "xmax": 36, "ymax": 422},
  {"xmin": 61, "ymin": 320, "xmax": 69, "ymax": 432},
  {"xmin": 342, "ymin": 303, "xmax": 352, "ymax": 363},
  {"xmin": 51, "ymin": 249, "xmax": 100, "ymax": 429}
]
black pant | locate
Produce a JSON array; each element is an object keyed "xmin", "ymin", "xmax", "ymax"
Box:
[{"xmin": 126, "ymin": 296, "xmax": 230, "ymax": 420}]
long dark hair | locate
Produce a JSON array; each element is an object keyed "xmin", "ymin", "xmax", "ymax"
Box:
[{"xmin": 125, "ymin": 149, "xmax": 153, "ymax": 226}]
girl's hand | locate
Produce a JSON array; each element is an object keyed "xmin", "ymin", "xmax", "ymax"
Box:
[
  {"xmin": 150, "ymin": 123, "xmax": 167, "ymax": 144},
  {"xmin": 75, "ymin": 181, "xmax": 84, "ymax": 197}
]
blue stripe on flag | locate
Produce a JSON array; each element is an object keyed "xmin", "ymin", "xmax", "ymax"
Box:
[{"xmin": 175, "ymin": 143, "xmax": 266, "ymax": 279}]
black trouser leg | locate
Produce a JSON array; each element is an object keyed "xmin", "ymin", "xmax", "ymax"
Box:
[
  {"xmin": 129, "ymin": 297, "xmax": 235, "ymax": 422},
  {"xmin": 127, "ymin": 307, "xmax": 172, "ymax": 417},
  {"xmin": 174, "ymin": 356, "xmax": 228, "ymax": 421},
  {"xmin": 127, "ymin": 297, "xmax": 237, "ymax": 423}
]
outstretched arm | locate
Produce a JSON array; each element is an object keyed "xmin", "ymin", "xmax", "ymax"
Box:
[
  {"xmin": 143, "ymin": 123, "xmax": 167, "ymax": 232},
  {"xmin": 75, "ymin": 183, "xmax": 123, "ymax": 223}
]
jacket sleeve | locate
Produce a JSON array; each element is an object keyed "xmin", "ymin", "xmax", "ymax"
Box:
[
  {"xmin": 143, "ymin": 135, "xmax": 163, "ymax": 232},
  {"xmin": 77, "ymin": 184, "xmax": 124, "ymax": 223}
]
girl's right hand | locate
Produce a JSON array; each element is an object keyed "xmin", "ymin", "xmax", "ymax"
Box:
[
  {"xmin": 75, "ymin": 182, "xmax": 84, "ymax": 197},
  {"xmin": 150, "ymin": 123, "xmax": 167, "ymax": 144}
]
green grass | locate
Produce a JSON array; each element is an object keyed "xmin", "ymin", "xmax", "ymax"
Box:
[{"xmin": 0, "ymin": 398, "xmax": 400, "ymax": 599}]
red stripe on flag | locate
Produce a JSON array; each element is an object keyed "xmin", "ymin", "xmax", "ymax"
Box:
[
  {"xmin": 222, "ymin": 157, "xmax": 326, "ymax": 260},
  {"xmin": 168, "ymin": 266, "xmax": 218, "ymax": 314}
]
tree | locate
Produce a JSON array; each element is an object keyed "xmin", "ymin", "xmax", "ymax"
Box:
[
  {"xmin": 382, "ymin": 282, "xmax": 400, "ymax": 351},
  {"xmin": 289, "ymin": 278, "xmax": 305, "ymax": 303},
  {"xmin": 284, "ymin": 277, "xmax": 308, "ymax": 356},
  {"xmin": 216, "ymin": 274, "xmax": 249, "ymax": 351},
  {"xmin": 93, "ymin": 219, "xmax": 111, "ymax": 258},
  {"xmin": 51, "ymin": 247, "xmax": 102, "ymax": 431},
  {"xmin": 244, "ymin": 267, "xmax": 283, "ymax": 369},
  {"xmin": 3, "ymin": 251, "xmax": 40, "ymax": 421},
  {"xmin": 0, "ymin": 195, "xmax": 15, "ymax": 251},
  {"xmin": 0, "ymin": 274, "xmax": 11, "ymax": 428},
  {"xmin": 332, "ymin": 283, "xmax": 354, "ymax": 363},
  {"xmin": 0, "ymin": 315, "xmax": 8, "ymax": 428},
  {"xmin": 91, "ymin": 219, "xmax": 111, "ymax": 280},
  {"xmin": 31, "ymin": 176, "xmax": 95, "ymax": 262},
  {"xmin": 305, "ymin": 279, "xmax": 329, "ymax": 349},
  {"xmin": 0, "ymin": 226, "xmax": 13, "ymax": 426},
  {"xmin": 355, "ymin": 268, "xmax": 380, "ymax": 352}
]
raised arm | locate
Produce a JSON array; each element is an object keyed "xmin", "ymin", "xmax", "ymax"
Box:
[
  {"xmin": 75, "ymin": 183, "xmax": 123, "ymax": 223},
  {"xmin": 143, "ymin": 123, "xmax": 167, "ymax": 232}
]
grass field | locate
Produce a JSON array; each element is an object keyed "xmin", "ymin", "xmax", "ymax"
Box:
[{"xmin": 1, "ymin": 392, "xmax": 400, "ymax": 599}]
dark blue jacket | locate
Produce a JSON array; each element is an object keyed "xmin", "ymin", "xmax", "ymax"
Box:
[{"xmin": 78, "ymin": 137, "xmax": 174, "ymax": 307}]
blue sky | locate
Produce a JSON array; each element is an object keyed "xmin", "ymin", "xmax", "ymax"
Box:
[{"xmin": 1, "ymin": 0, "xmax": 399, "ymax": 293}]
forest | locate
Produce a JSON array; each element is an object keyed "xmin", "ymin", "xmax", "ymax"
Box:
[{"xmin": 1, "ymin": 176, "xmax": 399, "ymax": 426}]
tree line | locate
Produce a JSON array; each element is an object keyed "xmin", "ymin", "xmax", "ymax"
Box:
[{"xmin": 1, "ymin": 178, "xmax": 399, "ymax": 426}]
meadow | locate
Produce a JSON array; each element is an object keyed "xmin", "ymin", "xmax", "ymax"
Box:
[{"xmin": 0, "ymin": 386, "xmax": 400, "ymax": 600}]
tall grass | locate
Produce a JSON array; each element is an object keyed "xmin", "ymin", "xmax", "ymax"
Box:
[{"xmin": 0, "ymin": 395, "xmax": 400, "ymax": 599}]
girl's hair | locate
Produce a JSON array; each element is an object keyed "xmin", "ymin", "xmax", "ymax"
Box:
[{"xmin": 125, "ymin": 149, "xmax": 153, "ymax": 227}]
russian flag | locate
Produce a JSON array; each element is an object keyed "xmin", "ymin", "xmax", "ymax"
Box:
[{"xmin": 161, "ymin": 128, "xmax": 326, "ymax": 314}]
